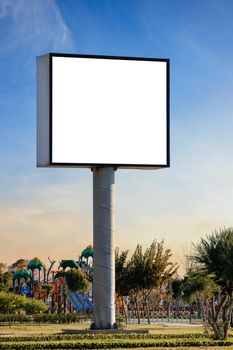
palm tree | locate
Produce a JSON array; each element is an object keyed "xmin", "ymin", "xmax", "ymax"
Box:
[{"xmin": 194, "ymin": 228, "xmax": 233, "ymax": 339}]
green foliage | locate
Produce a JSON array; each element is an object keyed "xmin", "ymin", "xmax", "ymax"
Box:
[
  {"xmin": 31, "ymin": 313, "xmax": 86, "ymax": 323},
  {"xmin": 0, "ymin": 313, "xmax": 86, "ymax": 324},
  {"xmin": 1, "ymin": 333, "xmax": 233, "ymax": 349},
  {"xmin": 171, "ymin": 269, "xmax": 218, "ymax": 306},
  {"xmin": 127, "ymin": 240, "xmax": 178, "ymax": 294},
  {"xmin": 0, "ymin": 292, "xmax": 24, "ymax": 313},
  {"xmin": 23, "ymin": 298, "xmax": 48, "ymax": 314},
  {"xmin": 195, "ymin": 227, "xmax": 233, "ymax": 291},
  {"xmin": 194, "ymin": 227, "xmax": 233, "ymax": 339},
  {"xmin": 184, "ymin": 270, "xmax": 218, "ymax": 302},
  {"xmin": 171, "ymin": 278, "xmax": 184, "ymax": 302},
  {"xmin": 118, "ymin": 240, "xmax": 179, "ymax": 299},
  {"xmin": 115, "ymin": 241, "xmax": 178, "ymax": 324},
  {"xmin": 0, "ymin": 292, "xmax": 48, "ymax": 314},
  {"xmin": 115, "ymin": 248, "xmax": 130, "ymax": 296},
  {"xmin": 65, "ymin": 268, "xmax": 89, "ymax": 292},
  {"xmin": 0, "ymin": 262, "xmax": 12, "ymax": 292},
  {"xmin": 0, "ymin": 332, "xmax": 207, "ymax": 342}
]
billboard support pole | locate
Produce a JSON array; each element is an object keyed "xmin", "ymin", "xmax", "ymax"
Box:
[{"xmin": 92, "ymin": 167, "xmax": 116, "ymax": 329}]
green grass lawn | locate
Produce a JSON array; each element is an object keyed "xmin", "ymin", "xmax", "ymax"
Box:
[
  {"xmin": 126, "ymin": 323, "xmax": 204, "ymax": 334},
  {"xmin": 0, "ymin": 323, "xmax": 205, "ymax": 336},
  {"xmin": 0, "ymin": 322, "xmax": 89, "ymax": 336},
  {"xmin": 1, "ymin": 323, "xmax": 233, "ymax": 349}
]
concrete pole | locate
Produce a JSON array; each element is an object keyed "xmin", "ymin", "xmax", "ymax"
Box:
[{"xmin": 93, "ymin": 167, "xmax": 116, "ymax": 329}]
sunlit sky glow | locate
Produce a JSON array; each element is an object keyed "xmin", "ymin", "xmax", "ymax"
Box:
[{"xmin": 0, "ymin": 0, "xmax": 233, "ymax": 274}]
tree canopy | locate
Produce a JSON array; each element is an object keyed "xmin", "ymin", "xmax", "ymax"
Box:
[
  {"xmin": 195, "ymin": 228, "xmax": 233, "ymax": 292},
  {"xmin": 126, "ymin": 240, "xmax": 178, "ymax": 295},
  {"xmin": 115, "ymin": 240, "xmax": 178, "ymax": 324},
  {"xmin": 65, "ymin": 269, "xmax": 90, "ymax": 292},
  {"xmin": 0, "ymin": 262, "xmax": 12, "ymax": 292}
]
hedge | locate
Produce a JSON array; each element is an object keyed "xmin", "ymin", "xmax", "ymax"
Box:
[
  {"xmin": 0, "ymin": 332, "xmax": 206, "ymax": 343},
  {"xmin": 0, "ymin": 313, "xmax": 89, "ymax": 324},
  {"xmin": 1, "ymin": 338, "xmax": 233, "ymax": 349}
]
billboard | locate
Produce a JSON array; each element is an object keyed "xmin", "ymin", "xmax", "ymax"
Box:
[{"xmin": 37, "ymin": 53, "xmax": 169, "ymax": 169}]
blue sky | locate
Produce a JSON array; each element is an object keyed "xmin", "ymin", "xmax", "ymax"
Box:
[{"xmin": 0, "ymin": 0, "xmax": 233, "ymax": 273}]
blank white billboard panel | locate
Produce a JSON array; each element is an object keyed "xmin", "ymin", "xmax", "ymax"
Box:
[{"xmin": 37, "ymin": 54, "xmax": 169, "ymax": 169}]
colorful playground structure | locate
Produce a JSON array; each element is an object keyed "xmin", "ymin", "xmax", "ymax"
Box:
[{"xmin": 8, "ymin": 246, "xmax": 94, "ymax": 314}]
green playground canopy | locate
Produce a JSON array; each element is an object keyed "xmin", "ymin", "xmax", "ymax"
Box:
[
  {"xmin": 60, "ymin": 260, "xmax": 80, "ymax": 270},
  {"xmin": 27, "ymin": 257, "xmax": 45, "ymax": 271},
  {"xmin": 13, "ymin": 269, "xmax": 31, "ymax": 280},
  {"xmin": 81, "ymin": 245, "xmax": 93, "ymax": 259}
]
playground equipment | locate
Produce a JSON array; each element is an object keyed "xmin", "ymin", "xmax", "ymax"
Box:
[
  {"xmin": 80, "ymin": 246, "xmax": 93, "ymax": 281},
  {"xmin": 8, "ymin": 246, "xmax": 94, "ymax": 313},
  {"xmin": 59, "ymin": 260, "xmax": 80, "ymax": 270},
  {"xmin": 13, "ymin": 269, "xmax": 31, "ymax": 281},
  {"xmin": 13, "ymin": 269, "xmax": 31, "ymax": 294},
  {"xmin": 21, "ymin": 284, "xmax": 31, "ymax": 297},
  {"xmin": 54, "ymin": 256, "xmax": 93, "ymax": 312},
  {"xmin": 67, "ymin": 290, "xmax": 93, "ymax": 311},
  {"xmin": 115, "ymin": 292, "xmax": 124, "ymax": 314},
  {"xmin": 28, "ymin": 257, "xmax": 46, "ymax": 283},
  {"xmin": 46, "ymin": 257, "xmax": 56, "ymax": 282},
  {"xmin": 81, "ymin": 245, "xmax": 93, "ymax": 261}
]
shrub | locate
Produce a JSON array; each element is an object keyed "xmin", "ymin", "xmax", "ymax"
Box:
[
  {"xmin": 65, "ymin": 269, "xmax": 89, "ymax": 292},
  {"xmin": 0, "ymin": 292, "xmax": 48, "ymax": 315},
  {"xmin": 0, "ymin": 338, "xmax": 233, "ymax": 349},
  {"xmin": 24, "ymin": 299, "xmax": 48, "ymax": 315},
  {"xmin": 0, "ymin": 313, "xmax": 87, "ymax": 324}
]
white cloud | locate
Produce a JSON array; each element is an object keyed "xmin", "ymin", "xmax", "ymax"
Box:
[{"xmin": 0, "ymin": 0, "xmax": 74, "ymax": 55}]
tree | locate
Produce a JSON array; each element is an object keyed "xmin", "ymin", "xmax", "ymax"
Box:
[
  {"xmin": 194, "ymin": 228, "xmax": 233, "ymax": 339},
  {"xmin": 0, "ymin": 263, "xmax": 12, "ymax": 292},
  {"xmin": 115, "ymin": 248, "xmax": 130, "ymax": 322},
  {"xmin": 171, "ymin": 278, "xmax": 184, "ymax": 305},
  {"xmin": 116, "ymin": 240, "xmax": 178, "ymax": 324},
  {"xmin": 115, "ymin": 248, "xmax": 129, "ymax": 296},
  {"xmin": 184, "ymin": 270, "xmax": 217, "ymax": 303}
]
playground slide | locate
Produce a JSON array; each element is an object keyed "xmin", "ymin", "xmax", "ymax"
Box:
[
  {"xmin": 83, "ymin": 294, "xmax": 93, "ymax": 309},
  {"xmin": 68, "ymin": 290, "xmax": 93, "ymax": 311}
]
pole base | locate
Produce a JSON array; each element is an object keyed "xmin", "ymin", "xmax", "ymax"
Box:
[{"xmin": 90, "ymin": 322, "xmax": 119, "ymax": 330}]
